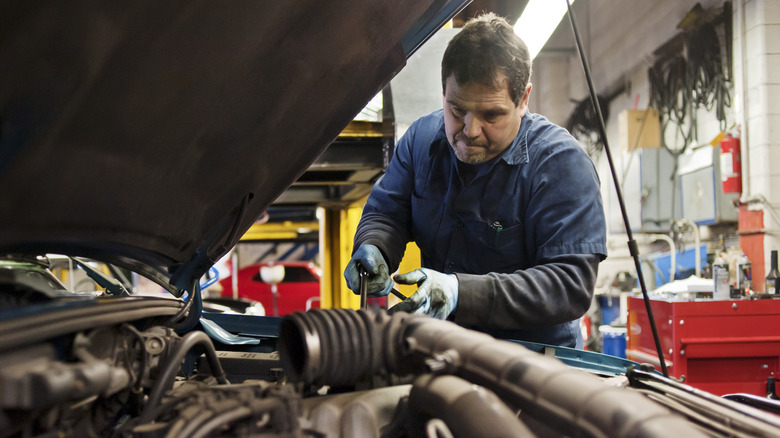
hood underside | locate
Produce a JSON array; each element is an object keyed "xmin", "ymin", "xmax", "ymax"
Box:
[{"xmin": 0, "ymin": 0, "xmax": 468, "ymax": 291}]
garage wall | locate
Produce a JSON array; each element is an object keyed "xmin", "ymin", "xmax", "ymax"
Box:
[
  {"xmin": 531, "ymin": 0, "xmax": 722, "ymax": 125},
  {"xmin": 737, "ymin": 0, "xmax": 780, "ymax": 271},
  {"xmin": 530, "ymin": 0, "xmax": 780, "ymax": 286}
]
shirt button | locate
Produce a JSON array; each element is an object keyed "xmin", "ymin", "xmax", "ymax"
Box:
[
  {"xmin": 456, "ymin": 221, "xmax": 464, "ymax": 228},
  {"xmin": 447, "ymin": 262, "xmax": 454, "ymax": 269}
]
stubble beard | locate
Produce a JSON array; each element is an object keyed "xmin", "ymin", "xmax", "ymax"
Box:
[{"xmin": 452, "ymin": 134, "xmax": 489, "ymax": 164}]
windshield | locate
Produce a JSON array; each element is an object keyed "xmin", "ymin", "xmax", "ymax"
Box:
[{"xmin": 0, "ymin": 254, "xmax": 180, "ymax": 302}]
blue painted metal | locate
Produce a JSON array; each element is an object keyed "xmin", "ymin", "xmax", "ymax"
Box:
[
  {"xmin": 511, "ymin": 340, "xmax": 654, "ymax": 376},
  {"xmin": 300, "ymin": 243, "xmax": 319, "ymax": 262},
  {"xmin": 201, "ymin": 313, "xmax": 282, "ymax": 340},
  {"xmin": 647, "ymin": 244, "xmax": 708, "ymax": 287},
  {"xmin": 199, "ymin": 266, "xmax": 220, "ymax": 290},
  {"xmin": 254, "ymin": 244, "xmax": 281, "ymax": 264},
  {"xmin": 400, "ymin": 0, "xmax": 471, "ymax": 57},
  {"xmin": 200, "ymin": 317, "xmax": 260, "ymax": 345},
  {"xmin": 278, "ymin": 243, "xmax": 303, "ymax": 261}
]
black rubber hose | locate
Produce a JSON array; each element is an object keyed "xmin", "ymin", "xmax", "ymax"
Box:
[
  {"xmin": 279, "ymin": 309, "xmax": 707, "ymax": 438},
  {"xmin": 408, "ymin": 374, "xmax": 533, "ymax": 438},
  {"xmin": 278, "ymin": 308, "xmax": 392, "ymax": 386},
  {"xmin": 139, "ymin": 331, "xmax": 229, "ymax": 423},
  {"xmin": 398, "ymin": 315, "xmax": 706, "ymax": 438},
  {"xmin": 169, "ymin": 282, "xmax": 203, "ymax": 335}
]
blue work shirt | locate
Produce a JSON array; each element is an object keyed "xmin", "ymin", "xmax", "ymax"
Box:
[{"xmin": 355, "ymin": 109, "xmax": 607, "ymax": 347}]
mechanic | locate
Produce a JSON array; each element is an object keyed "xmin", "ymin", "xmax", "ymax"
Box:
[{"xmin": 344, "ymin": 13, "xmax": 606, "ymax": 348}]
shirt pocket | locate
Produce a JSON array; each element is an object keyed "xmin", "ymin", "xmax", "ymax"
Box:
[{"xmin": 463, "ymin": 218, "xmax": 528, "ymax": 273}]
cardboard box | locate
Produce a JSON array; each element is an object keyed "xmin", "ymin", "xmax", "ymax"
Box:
[{"xmin": 619, "ymin": 109, "xmax": 660, "ymax": 153}]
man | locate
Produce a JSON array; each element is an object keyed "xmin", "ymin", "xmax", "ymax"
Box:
[{"xmin": 344, "ymin": 13, "xmax": 606, "ymax": 348}]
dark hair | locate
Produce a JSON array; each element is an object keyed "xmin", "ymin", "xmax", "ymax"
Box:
[{"xmin": 441, "ymin": 13, "xmax": 532, "ymax": 106}]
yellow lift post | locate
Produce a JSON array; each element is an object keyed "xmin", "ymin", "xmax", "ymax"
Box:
[
  {"xmin": 318, "ymin": 199, "xmax": 421, "ymax": 310},
  {"xmin": 238, "ymin": 119, "xmax": 422, "ymax": 310}
]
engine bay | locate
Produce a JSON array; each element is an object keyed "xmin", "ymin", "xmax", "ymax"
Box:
[{"xmin": 2, "ymin": 301, "xmax": 780, "ymax": 437}]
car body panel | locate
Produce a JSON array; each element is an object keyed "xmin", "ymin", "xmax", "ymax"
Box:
[
  {"xmin": 218, "ymin": 261, "xmax": 320, "ymax": 316},
  {"xmin": 0, "ymin": 0, "xmax": 470, "ymax": 294}
]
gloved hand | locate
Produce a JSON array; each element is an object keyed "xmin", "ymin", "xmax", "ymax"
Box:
[
  {"xmin": 389, "ymin": 268, "xmax": 458, "ymax": 319},
  {"xmin": 344, "ymin": 244, "xmax": 395, "ymax": 297}
]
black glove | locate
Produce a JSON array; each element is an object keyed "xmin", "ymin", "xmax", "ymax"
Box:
[{"xmin": 344, "ymin": 244, "xmax": 394, "ymax": 297}]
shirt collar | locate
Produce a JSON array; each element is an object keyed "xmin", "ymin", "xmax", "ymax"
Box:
[{"xmin": 500, "ymin": 113, "xmax": 531, "ymax": 166}]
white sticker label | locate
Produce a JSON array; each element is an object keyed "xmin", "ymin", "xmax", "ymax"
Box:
[{"xmin": 720, "ymin": 152, "xmax": 735, "ymax": 178}]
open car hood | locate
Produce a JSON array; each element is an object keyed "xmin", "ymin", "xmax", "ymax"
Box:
[{"xmin": 0, "ymin": 0, "xmax": 468, "ymax": 293}]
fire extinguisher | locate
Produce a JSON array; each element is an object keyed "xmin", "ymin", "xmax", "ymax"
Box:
[{"xmin": 720, "ymin": 134, "xmax": 741, "ymax": 194}]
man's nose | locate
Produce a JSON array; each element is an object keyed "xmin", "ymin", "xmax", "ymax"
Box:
[{"xmin": 463, "ymin": 113, "xmax": 482, "ymax": 138}]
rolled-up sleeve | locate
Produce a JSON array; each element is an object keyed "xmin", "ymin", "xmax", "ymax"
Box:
[{"xmin": 526, "ymin": 130, "xmax": 607, "ymax": 260}]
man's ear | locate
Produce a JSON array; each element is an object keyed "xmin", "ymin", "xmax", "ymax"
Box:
[
  {"xmin": 520, "ymin": 83, "xmax": 532, "ymax": 108},
  {"xmin": 517, "ymin": 82, "xmax": 532, "ymax": 116}
]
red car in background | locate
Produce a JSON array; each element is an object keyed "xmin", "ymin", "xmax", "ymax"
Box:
[{"xmin": 218, "ymin": 261, "xmax": 321, "ymax": 316}]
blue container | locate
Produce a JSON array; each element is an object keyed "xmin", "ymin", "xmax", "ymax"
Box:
[
  {"xmin": 600, "ymin": 325, "xmax": 627, "ymax": 358},
  {"xmin": 597, "ymin": 295, "xmax": 621, "ymax": 325}
]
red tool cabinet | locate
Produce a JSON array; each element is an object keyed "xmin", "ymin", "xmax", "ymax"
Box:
[{"xmin": 626, "ymin": 296, "xmax": 780, "ymax": 396}]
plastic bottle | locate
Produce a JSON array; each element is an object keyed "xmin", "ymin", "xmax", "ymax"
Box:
[
  {"xmin": 712, "ymin": 253, "xmax": 730, "ymax": 300},
  {"xmin": 736, "ymin": 253, "xmax": 752, "ymax": 295}
]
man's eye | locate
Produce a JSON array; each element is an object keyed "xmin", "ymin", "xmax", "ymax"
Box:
[{"xmin": 451, "ymin": 107, "xmax": 464, "ymax": 116}]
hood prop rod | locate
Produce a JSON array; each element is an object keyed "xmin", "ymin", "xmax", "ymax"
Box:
[
  {"xmin": 566, "ymin": 0, "xmax": 668, "ymax": 377},
  {"xmin": 168, "ymin": 280, "xmax": 203, "ymax": 334}
]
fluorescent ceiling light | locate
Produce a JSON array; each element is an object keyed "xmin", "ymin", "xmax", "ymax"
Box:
[{"xmin": 513, "ymin": 0, "xmax": 575, "ymax": 60}]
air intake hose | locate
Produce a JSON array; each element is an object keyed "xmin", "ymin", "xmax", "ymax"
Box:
[
  {"xmin": 279, "ymin": 309, "xmax": 706, "ymax": 438},
  {"xmin": 278, "ymin": 308, "xmax": 399, "ymax": 387}
]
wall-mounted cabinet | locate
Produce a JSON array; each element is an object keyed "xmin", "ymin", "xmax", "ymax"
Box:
[
  {"xmin": 677, "ymin": 145, "xmax": 739, "ymax": 225},
  {"xmin": 608, "ymin": 147, "xmax": 680, "ymax": 234},
  {"xmin": 607, "ymin": 144, "xmax": 738, "ymax": 235}
]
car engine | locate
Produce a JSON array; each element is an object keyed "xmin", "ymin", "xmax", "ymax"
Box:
[{"xmin": 2, "ymin": 303, "xmax": 780, "ymax": 438}]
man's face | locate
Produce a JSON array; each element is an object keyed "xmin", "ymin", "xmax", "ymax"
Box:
[{"xmin": 443, "ymin": 74, "xmax": 531, "ymax": 164}]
